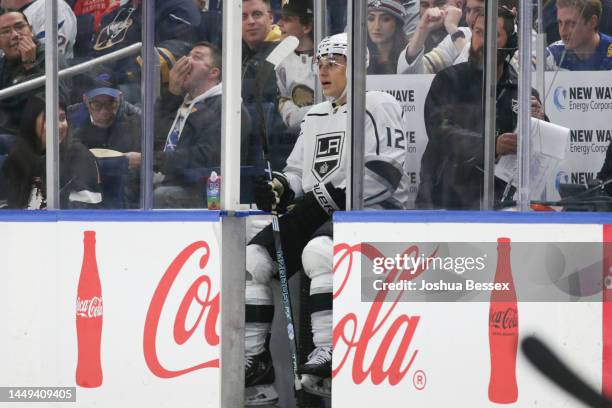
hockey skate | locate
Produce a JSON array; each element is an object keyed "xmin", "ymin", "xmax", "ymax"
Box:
[
  {"xmin": 299, "ymin": 346, "xmax": 332, "ymax": 398},
  {"xmin": 245, "ymin": 350, "xmax": 279, "ymax": 406}
]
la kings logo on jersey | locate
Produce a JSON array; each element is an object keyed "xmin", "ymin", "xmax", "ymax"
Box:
[{"xmin": 312, "ymin": 132, "xmax": 344, "ymax": 181}]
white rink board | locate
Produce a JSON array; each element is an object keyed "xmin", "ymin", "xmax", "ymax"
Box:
[
  {"xmin": 333, "ymin": 218, "xmax": 606, "ymax": 407},
  {"xmin": 544, "ymin": 71, "xmax": 612, "ymax": 201},
  {"xmin": 0, "ymin": 218, "xmax": 222, "ymax": 408}
]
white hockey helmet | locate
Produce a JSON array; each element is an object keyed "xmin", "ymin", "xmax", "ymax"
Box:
[{"xmin": 316, "ymin": 32, "xmax": 369, "ymax": 68}]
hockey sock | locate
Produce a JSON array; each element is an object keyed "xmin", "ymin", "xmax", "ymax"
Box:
[
  {"xmin": 245, "ymin": 244, "xmax": 275, "ymax": 356},
  {"xmin": 302, "ymin": 236, "xmax": 333, "ymax": 348}
]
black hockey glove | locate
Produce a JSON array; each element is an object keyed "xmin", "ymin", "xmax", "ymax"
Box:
[{"xmin": 254, "ymin": 172, "xmax": 295, "ymax": 212}]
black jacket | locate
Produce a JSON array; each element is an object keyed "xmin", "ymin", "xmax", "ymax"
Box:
[
  {"xmin": 92, "ymin": 0, "xmax": 200, "ymax": 57},
  {"xmin": 73, "ymin": 101, "xmax": 141, "ymax": 208},
  {"xmin": 73, "ymin": 101, "xmax": 141, "ymax": 153},
  {"xmin": 0, "ymin": 43, "xmax": 69, "ymax": 135},
  {"xmin": 242, "ymin": 40, "xmax": 291, "ymax": 170},
  {"xmin": 416, "ymin": 61, "xmax": 524, "ymax": 210},
  {"xmin": 155, "ymin": 86, "xmax": 252, "ymax": 187},
  {"xmin": 0, "ymin": 136, "xmax": 100, "ymax": 209},
  {"xmin": 242, "ymin": 41, "xmax": 281, "ymax": 105}
]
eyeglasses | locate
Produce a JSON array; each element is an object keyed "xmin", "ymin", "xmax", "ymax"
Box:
[
  {"xmin": 88, "ymin": 100, "xmax": 119, "ymax": 111},
  {"xmin": 314, "ymin": 56, "xmax": 346, "ymax": 72},
  {"xmin": 0, "ymin": 21, "xmax": 30, "ymax": 37}
]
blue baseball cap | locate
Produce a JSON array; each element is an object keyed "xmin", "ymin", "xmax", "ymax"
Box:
[{"xmin": 84, "ymin": 72, "xmax": 121, "ymax": 99}]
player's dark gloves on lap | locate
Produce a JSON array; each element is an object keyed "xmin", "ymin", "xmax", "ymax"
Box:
[{"xmin": 254, "ymin": 172, "xmax": 295, "ymax": 212}]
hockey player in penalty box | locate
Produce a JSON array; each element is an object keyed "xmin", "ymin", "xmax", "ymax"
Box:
[{"xmin": 245, "ymin": 32, "xmax": 410, "ymax": 405}]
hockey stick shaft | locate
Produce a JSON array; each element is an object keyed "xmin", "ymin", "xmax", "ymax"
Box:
[
  {"xmin": 252, "ymin": 37, "xmax": 302, "ymax": 395},
  {"xmin": 268, "ymin": 166, "xmax": 302, "ymax": 392},
  {"xmin": 260, "ymin": 129, "xmax": 302, "ymax": 394}
]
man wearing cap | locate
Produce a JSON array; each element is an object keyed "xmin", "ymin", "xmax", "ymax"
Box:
[
  {"xmin": 73, "ymin": 72, "xmax": 141, "ymax": 208},
  {"xmin": 154, "ymin": 41, "xmax": 250, "ymax": 208},
  {"xmin": 76, "ymin": 73, "xmax": 141, "ymax": 158},
  {"xmin": 275, "ymin": 0, "xmax": 315, "ymax": 130}
]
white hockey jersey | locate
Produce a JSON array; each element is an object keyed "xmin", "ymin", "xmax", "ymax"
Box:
[
  {"xmin": 23, "ymin": 0, "xmax": 77, "ymax": 58},
  {"xmin": 284, "ymin": 91, "xmax": 410, "ymax": 210},
  {"xmin": 275, "ymin": 51, "xmax": 316, "ymax": 130}
]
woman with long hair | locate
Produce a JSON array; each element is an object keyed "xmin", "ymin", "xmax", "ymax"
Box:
[
  {"xmin": 367, "ymin": 0, "xmax": 408, "ymax": 74},
  {"xmin": 1, "ymin": 95, "xmax": 101, "ymax": 209}
]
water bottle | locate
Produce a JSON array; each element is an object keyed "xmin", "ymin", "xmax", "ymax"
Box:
[{"xmin": 206, "ymin": 171, "xmax": 221, "ymax": 210}]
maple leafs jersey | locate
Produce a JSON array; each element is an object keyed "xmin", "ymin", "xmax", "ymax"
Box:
[
  {"xmin": 275, "ymin": 51, "xmax": 316, "ymax": 130},
  {"xmin": 284, "ymin": 91, "xmax": 410, "ymax": 209}
]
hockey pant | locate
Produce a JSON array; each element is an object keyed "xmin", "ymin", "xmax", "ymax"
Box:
[{"xmin": 245, "ymin": 205, "xmax": 334, "ymax": 358}]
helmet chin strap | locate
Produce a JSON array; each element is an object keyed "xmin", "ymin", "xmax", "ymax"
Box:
[{"xmin": 326, "ymin": 86, "xmax": 347, "ymax": 104}]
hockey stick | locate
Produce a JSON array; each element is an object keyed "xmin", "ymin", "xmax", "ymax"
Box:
[
  {"xmin": 522, "ymin": 336, "xmax": 612, "ymax": 408},
  {"xmin": 253, "ymin": 36, "xmax": 303, "ymax": 395}
]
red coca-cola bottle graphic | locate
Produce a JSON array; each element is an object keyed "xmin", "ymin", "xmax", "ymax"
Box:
[
  {"xmin": 488, "ymin": 237, "xmax": 518, "ymax": 403},
  {"xmin": 75, "ymin": 231, "xmax": 103, "ymax": 387}
]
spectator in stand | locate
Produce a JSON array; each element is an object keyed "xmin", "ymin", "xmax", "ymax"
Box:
[
  {"xmin": 242, "ymin": 0, "xmax": 289, "ymax": 170},
  {"xmin": 0, "ymin": 95, "xmax": 101, "ymax": 209},
  {"xmin": 275, "ymin": 0, "xmax": 315, "ymax": 130},
  {"xmin": 367, "ymin": 0, "xmax": 408, "ymax": 74},
  {"xmin": 70, "ymin": 0, "xmax": 120, "ymax": 58},
  {"xmin": 73, "ymin": 71, "xmax": 141, "ymax": 207},
  {"xmin": 416, "ymin": 7, "xmax": 546, "ymax": 209},
  {"xmin": 242, "ymin": 0, "xmax": 281, "ymax": 104},
  {"xmin": 154, "ymin": 41, "xmax": 250, "ymax": 208},
  {"xmin": 397, "ymin": 0, "xmax": 466, "ymax": 73},
  {"xmin": 0, "ymin": 11, "xmax": 69, "ymax": 136},
  {"xmin": 545, "ymin": 0, "xmax": 612, "ymax": 70},
  {"xmin": 398, "ymin": 0, "xmax": 482, "ymax": 73},
  {"xmin": 87, "ymin": 0, "xmax": 200, "ymax": 103},
  {"xmin": 92, "ymin": 0, "xmax": 200, "ymax": 56},
  {"xmin": 543, "ymin": 0, "xmax": 612, "ymax": 45},
  {"xmin": 71, "ymin": 0, "xmax": 120, "ymax": 33},
  {"xmin": 1, "ymin": 0, "xmax": 77, "ymax": 57}
]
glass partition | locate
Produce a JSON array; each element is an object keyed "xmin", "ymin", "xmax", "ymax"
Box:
[
  {"xmin": 535, "ymin": 0, "xmax": 612, "ymax": 212},
  {"xmin": 0, "ymin": 0, "xmax": 609, "ymax": 212},
  {"xmin": 362, "ymin": 0, "xmax": 490, "ymax": 210}
]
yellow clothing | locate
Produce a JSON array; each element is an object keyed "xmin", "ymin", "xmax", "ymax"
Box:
[{"xmin": 265, "ymin": 24, "xmax": 282, "ymax": 42}]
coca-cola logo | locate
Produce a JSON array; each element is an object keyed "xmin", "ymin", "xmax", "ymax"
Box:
[
  {"xmin": 76, "ymin": 296, "xmax": 103, "ymax": 318},
  {"xmin": 489, "ymin": 307, "xmax": 518, "ymax": 330},
  {"xmin": 333, "ymin": 243, "xmax": 428, "ymax": 386},
  {"xmin": 143, "ymin": 241, "xmax": 220, "ymax": 378}
]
